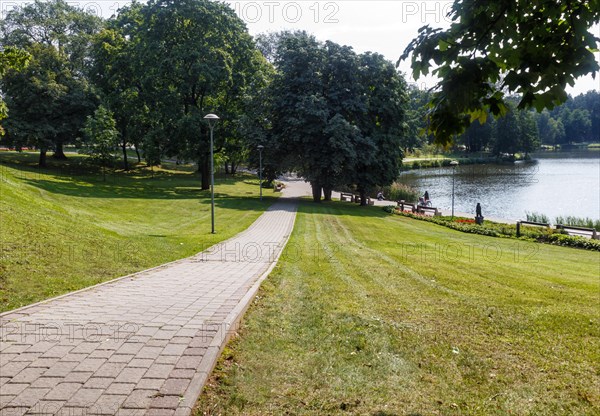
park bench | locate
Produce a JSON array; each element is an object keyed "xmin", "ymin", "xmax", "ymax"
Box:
[
  {"xmin": 556, "ymin": 224, "xmax": 599, "ymax": 240},
  {"xmin": 340, "ymin": 192, "xmax": 354, "ymax": 202},
  {"xmin": 416, "ymin": 205, "xmax": 441, "ymax": 216},
  {"xmin": 516, "ymin": 220, "xmax": 550, "ymax": 237},
  {"xmin": 397, "ymin": 200, "xmax": 417, "ymax": 213},
  {"xmin": 353, "ymin": 195, "xmax": 371, "ymax": 205}
]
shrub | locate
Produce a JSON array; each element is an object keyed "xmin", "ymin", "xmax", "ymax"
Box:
[
  {"xmin": 381, "ymin": 183, "xmax": 419, "ymax": 202},
  {"xmin": 525, "ymin": 211, "xmax": 550, "ymax": 224},
  {"xmin": 555, "ymin": 216, "xmax": 600, "ymax": 231},
  {"xmin": 385, "ymin": 209, "xmax": 599, "ymax": 252},
  {"xmin": 547, "ymin": 234, "xmax": 600, "ymax": 251}
]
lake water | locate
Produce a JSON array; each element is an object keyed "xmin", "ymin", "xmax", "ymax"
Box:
[{"xmin": 397, "ymin": 152, "xmax": 600, "ymax": 221}]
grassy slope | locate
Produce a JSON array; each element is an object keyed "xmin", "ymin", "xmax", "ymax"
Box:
[
  {"xmin": 0, "ymin": 153, "xmax": 277, "ymax": 312},
  {"xmin": 197, "ymin": 201, "xmax": 600, "ymax": 416}
]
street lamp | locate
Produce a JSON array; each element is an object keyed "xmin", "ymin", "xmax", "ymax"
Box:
[
  {"xmin": 257, "ymin": 145, "xmax": 264, "ymax": 201},
  {"xmin": 204, "ymin": 113, "xmax": 219, "ymax": 234},
  {"xmin": 450, "ymin": 160, "xmax": 459, "ymax": 219}
]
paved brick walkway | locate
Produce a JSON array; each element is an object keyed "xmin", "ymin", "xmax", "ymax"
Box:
[{"xmin": 0, "ymin": 191, "xmax": 300, "ymax": 416}]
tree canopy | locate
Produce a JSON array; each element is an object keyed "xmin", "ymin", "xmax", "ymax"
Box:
[
  {"xmin": 1, "ymin": 0, "xmax": 102, "ymax": 165},
  {"xmin": 401, "ymin": 0, "xmax": 600, "ymax": 145},
  {"xmin": 0, "ymin": 46, "xmax": 29, "ymax": 134},
  {"xmin": 265, "ymin": 32, "xmax": 407, "ymax": 204},
  {"xmin": 89, "ymin": 0, "xmax": 265, "ymax": 186}
]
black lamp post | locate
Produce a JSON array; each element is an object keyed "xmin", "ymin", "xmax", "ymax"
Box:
[
  {"xmin": 450, "ymin": 160, "xmax": 459, "ymax": 219},
  {"xmin": 257, "ymin": 145, "xmax": 264, "ymax": 201},
  {"xmin": 203, "ymin": 113, "xmax": 219, "ymax": 234}
]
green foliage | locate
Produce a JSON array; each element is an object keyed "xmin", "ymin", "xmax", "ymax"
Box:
[
  {"xmin": 89, "ymin": 0, "xmax": 264, "ymax": 184},
  {"xmin": 536, "ymin": 110, "xmax": 565, "ymax": 145},
  {"xmin": 547, "ymin": 233, "xmax": 600, "ymax": 251},
  {"xmin": 0, "ymin": 46, "xmax": 30, "ymax": 131},
  {"xmin": 379, "ymin": 183, "xmax": 419, "ymax": 202},
  {"xmin": 402, "ymin": 156, "xmax": 495, "ymax": 171},
  {"xmin": 555, "ymin": 216, "xmax": 600, "ymax": 231},
  {"xmin": 391, "ymin": 210, "xmax": 600, "ymax": 251},
  {"xmin": 401, "ymin": 0, "xmax": 600, "ymax": 145},
  {"xmin": 266, "ymin": 32, "xmax": 407, "ymax": 203},
  {"xmin": 80, "ymin": 105, "xmax": 120, "ymax": 170},
  {"xmin": 403, "ymin": 85, "xmax": 433, "ymax": 150},
  {"xmin": 533, "ymin": 91, "xmax": 598, "ymax": 145},
  {"xmin": 525, "ymin": 212, "xmax": 550, "ymax": 224},
  {"xmin": 0, "ymin": 0, "xmax": 102, "ymax": 164},
  {"xmin": 351, "ymin": 52, "xmax": 407, "ymax": 202}
]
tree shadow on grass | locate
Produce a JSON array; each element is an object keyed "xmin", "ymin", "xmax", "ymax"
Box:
[
  {"xmin": 296, "ymin": 199, "xmax": 391, "ymax": 219},
  {"xmin": 2, "ymin": 154, "xmax": 261, "ymax": 203}
]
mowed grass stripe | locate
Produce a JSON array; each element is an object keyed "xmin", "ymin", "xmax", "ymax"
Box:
[{"xmin": 197, "ymin": 200, "xmax": 599, "ymax": 416}]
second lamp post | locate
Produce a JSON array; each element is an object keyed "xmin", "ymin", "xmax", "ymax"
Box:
[
  {"xmin": 257, "ymin": 145, "xmax": 264, "ymax": 201},
  {"xmin": 204, "ymin": 113, "xmax": 219, "ymax": 234},
  {"xmin": 450, "ymin": 160, "xmax": 459, "ymax": 219}
]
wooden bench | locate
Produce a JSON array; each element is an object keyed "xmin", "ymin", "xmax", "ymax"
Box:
[
  {"xmin": 417, "ymin": 206, "xmax": 441, "ymax": 216},
  {"xmin": 349, "ymin": 195, "xmax": 371, "ymax": 205},
  {"xmin": 556, "ymin": 224, "xmax": 599, "ymax": 239},
  {"xmin": 340, "ymin": 192, "xmax": 354, "ymax": 202},
  {"xmin": 352, "ymin": 195, "xmax": 371, "ymax": 204},
  {"xmin": 516, "ymin": 221, "xmax": 549, "ymax": 237},
  {"xmin": 397, "ymin": 201, "xmax": 417, "ymax": 213}
]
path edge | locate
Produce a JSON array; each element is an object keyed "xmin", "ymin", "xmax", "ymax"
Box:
[
  {"xmin": 175, "ymin": 202, "xmax": 299, "ymax": 416},
  {"xmin": 0, "ymin": 201, "xmax": 286, "ymax": 319}
]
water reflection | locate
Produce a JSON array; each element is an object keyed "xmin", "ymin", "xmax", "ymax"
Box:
[{"xmin": 398, "ymin": 156, "xmax": 600, "ymax": 221}]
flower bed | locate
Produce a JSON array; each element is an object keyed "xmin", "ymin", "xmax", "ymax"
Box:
[{"xmin": 384, "ymin": 207, "xmax": 600, "ymax": 252}]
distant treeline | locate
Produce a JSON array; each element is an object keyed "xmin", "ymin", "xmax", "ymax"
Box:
[{"xmin": 406, "ymin": 88, "xmax": 599, "ymax": 155}]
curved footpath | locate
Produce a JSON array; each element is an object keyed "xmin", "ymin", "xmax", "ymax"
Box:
[{"xmin": 0, "ymin": 183, "xmax": 307, "ymax": 416}]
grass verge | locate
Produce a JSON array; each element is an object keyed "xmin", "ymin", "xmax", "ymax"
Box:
[
  {"xmin": 0, "ymin": 152, "xmax": 277, "ymax": 312},
  {"xmin": 196, "ymin": 201, "xmax": 600, "ymax": 415}
]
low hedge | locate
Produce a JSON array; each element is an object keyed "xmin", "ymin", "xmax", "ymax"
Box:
[{"xmin": 385, "ymin": 208, "xmax": 600, "ymax": 251}]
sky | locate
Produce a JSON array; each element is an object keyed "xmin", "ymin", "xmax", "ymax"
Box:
[
  {"xmin": 1, "ymin": 0, "xmax": 598, "ymax": 95},
  {"xmin": 223, "ymin": 0, "xmax": 600, "ymax": 96}
]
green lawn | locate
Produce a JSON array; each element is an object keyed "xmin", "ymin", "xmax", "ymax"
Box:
[
  {"xmin": 197, "ymin": 201, "xmax": 600, "ymax": 415},
  {"xmin": 0, "ymin": 152, "xmax": 276, "ymax": 312}
]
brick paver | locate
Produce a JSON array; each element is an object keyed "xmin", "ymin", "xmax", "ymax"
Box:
[{"xmin": 1, "ymin": 188, "xmax": 301, "ymax": 415}]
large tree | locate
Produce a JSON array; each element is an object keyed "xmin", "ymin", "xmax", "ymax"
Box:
[
  {"xmin": 0, "ymin": 46, "xmax": 29, "ymax": 134},
  {"xmin": 267, "ymin": 32, "xmax": 407, "ymax": 204},
  {"xmin": 0, "ymin": 0, "xmax": 102, "ymax": 166},
  {"xmin": 81, "ymin": 105, "xmax": 120, "ymax": 181},
  {"xmin": 351, "ymin": 52, "xmax": 407, "ymax": 205},
  {"xmin": 89, "ymin": 4, "xmax": 149, "ymax": 171},
  {"xmin": 96, "ymin": 0, "xmax": 261, "ymax": 188},
  {"xmin": 401, "ymin": 0, "xmax": 600, "ymax": 145},
  {"xmin": 268, "ymin": 31, "xmax": 329, "ymax": 201}
]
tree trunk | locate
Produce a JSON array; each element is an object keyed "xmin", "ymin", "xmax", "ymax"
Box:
[
  {"xmin": 311, "ymin": 182, "xmax": 322, "ymax": 203},
  {"xmin": 323, "ymin": 187, "xmax": 333, "ymax": 201},
  {"xmin": 231, "ymin": 161, "xmax": 237, "ymax": 175},
  {"xmin": 134, "ymin": 145, "xmax": 141, "ymax": 162},
  {"xmin": 122, "ymin": 142, "xmax": 129, "ymax": 171},
  {"xmin": 360, "ymin": 190, "xmax": 368, "ymax": 206},
  {"xmin": 224, "ymin": 162, "xmax": 230, "ymax": 175},
  {"xmin": 53, "ymin": 142, "xmax": 67, "ymax": 160},
  {"xmin": 200, "ymin": 157, "xmax": 210, "ymax": 190},
  {"xmin": 38, "ymin": 149, "xmax": 47, "ymax": 168}
]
